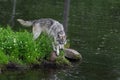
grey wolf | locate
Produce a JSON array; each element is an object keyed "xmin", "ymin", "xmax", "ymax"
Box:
[{"xmin": 17, "ymin": 18, "xmax": 66, "ymax": 55}]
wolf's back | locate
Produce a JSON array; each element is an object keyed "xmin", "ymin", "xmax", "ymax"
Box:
[{"xmin": 17, "ymin": 19, "xmax": 33, "ymax": 27}]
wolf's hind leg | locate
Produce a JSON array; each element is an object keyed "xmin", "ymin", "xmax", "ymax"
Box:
[{"xmin": 33, "ymin": 25, "xmax": 42, "ymax": 40}]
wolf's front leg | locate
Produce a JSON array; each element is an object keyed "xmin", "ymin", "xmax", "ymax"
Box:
[
  {"xmin": 52, "ymin": 42, "xmax": 59, "ymax": 56},
  {"xmin": 56, "ymin": 45, "xmax": 60, "ymax": 55},
  {"xmin": 52, "ymin": 42, "xmax": 56, "ymax": 51}
]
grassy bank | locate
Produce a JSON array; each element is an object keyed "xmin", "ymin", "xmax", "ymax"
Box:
[{"xmin": 0, "ymin": 26, "xmax": 70, "ymax": 69}]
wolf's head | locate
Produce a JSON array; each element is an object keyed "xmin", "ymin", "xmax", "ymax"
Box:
[{"xmin": 56, "ymin": 31, "xmax": 67, "ymax": 49}]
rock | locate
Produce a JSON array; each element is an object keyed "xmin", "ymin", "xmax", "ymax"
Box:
[
  {"xmin": 49, "ymin": 51, "xmax": 57, "ymax": 62},
  {"xmin": 64, "ymin": 48, "xmax": 82, "ymax": 60},
  {"xmin": 6, "ymin": 62, "xmax": 28, "ymax": 70}
]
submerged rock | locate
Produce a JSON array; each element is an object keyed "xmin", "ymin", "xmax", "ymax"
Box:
[{"xmin": 64, "ymin": 48, "xmax": 82, "ymax": 60}]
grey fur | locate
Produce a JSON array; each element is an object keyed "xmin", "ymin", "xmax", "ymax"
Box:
[{"xmin": 17, "ymin": 18, "xmax": 66, "ymax": 55}]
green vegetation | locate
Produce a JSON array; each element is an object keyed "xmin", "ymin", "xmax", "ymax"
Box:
[
  {"xmin": 55, "ymin": 50, "xmax": 71, "ymax": 66},
  {"xmin": 0, "ymin": 26, "xmax": 70, "ymax": 69}
]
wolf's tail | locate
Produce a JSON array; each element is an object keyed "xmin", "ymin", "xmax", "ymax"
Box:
[{"xmin": 17, "ymin": 19, "xmax": 33, "ymax": 27}]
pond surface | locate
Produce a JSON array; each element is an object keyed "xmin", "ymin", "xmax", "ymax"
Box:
[
  {"xmin": 0, "ymin": 61, "xmax": 119, "ymax": 80},
  {"xmin": 0, "ymin": 0, "xmax": 120, "ymax": 80}
]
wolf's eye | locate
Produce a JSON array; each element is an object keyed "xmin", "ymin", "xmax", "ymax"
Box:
[
  {"xmin": 58, "ymin": 34, "xmax": 62, "ymax": 38},
  {"xmin": 58, "ymin": 34, "xmax": 60, "ymax": 38}
]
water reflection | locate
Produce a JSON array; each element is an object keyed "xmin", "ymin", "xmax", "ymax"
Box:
[
  {"xmin": 0, "ymin": 61, "xmax": 119, "ymax": 80},
  {"xmin": 0, "ymin": 68, "xmax": 59, "ymax": 80}
]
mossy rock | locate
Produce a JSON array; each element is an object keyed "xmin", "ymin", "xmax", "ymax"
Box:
[
  {"xmin": 55, "ymin": 56, "xmax": 71, "ymax": 66},
  {"xmin": 64, "ymin": 48, "xmax": 82, "ymax": 60},
  {"xmin": 48, "ymin": 51, "xmax": 71, "ymax": 67}
]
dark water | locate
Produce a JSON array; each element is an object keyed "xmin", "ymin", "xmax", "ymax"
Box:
[{"xmin": 0, "ymin": 0, "xmax": 120, "ymax": 80}]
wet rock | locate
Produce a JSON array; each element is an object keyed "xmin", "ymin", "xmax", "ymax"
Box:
[
  {"xmin": 6, "ymin": 62, "xmax": 28, "ymax": 70},
  {"xmin": 49, "ymin": 51, "xmax": 57, "ymax": 62},
  {"xmin": 64, "ymin": 48, "xmax": 82, "ymax": 60}
]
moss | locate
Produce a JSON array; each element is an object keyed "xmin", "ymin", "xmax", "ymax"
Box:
[
  {"xmin": 74, "ymin": 54, "xmax": 82, "ymax": 60},
  {"xmin": 64, "ymin": 39, "xmax": 70, "ymax": 48},
  {"xmin": 55, "ymin": 50, "xmax": 71, "ymax": 66},
  {"xmin": 55, "ymin": 56, "xmax": 71, "ymax": 66}
]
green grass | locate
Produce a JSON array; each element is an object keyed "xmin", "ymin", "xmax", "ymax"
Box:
[
  {"xmin": 0, "ymin": 27, "xmax": 34, "ymax": 65},
  {"xmin": 0, "ymin": 26, "xmax": 70, "ymax": 68}
]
